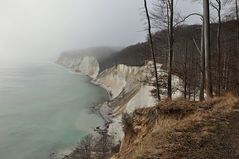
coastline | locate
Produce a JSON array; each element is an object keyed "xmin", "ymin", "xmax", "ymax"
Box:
[
  {"xmin": 54, "ymin": 62, "xmax": 114, "ymax": 159},
  {"xmin": 55, "ymin": 62, "xmax": 113, "ymax": 124}
]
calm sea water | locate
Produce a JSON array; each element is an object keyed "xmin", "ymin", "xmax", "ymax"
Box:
[{"xmin": 0, "ymin": 61, "xmax": 108, "ymax": 159}]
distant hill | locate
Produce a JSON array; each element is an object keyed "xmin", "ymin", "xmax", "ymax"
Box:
[
  {"xmin": 60, "ymin": 46, "xmax": 123, "ymax": 62},
  {"xmin": 98, "ymin": 43, "xmax": 149, "ymax": 71}
]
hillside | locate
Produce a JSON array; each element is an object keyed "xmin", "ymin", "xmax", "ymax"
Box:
[{"xmin": 113, "ymin": 95, "xmax": 239, "ymax": 159}]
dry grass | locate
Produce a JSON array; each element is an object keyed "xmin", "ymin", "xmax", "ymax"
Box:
[{"xmin": 113, "ymin": 94, "xmax": 239, "ymax": 159}]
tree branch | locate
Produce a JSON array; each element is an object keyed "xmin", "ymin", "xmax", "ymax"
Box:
[{"xmin": 174, "ymin": 13, "xmax": 203, "ymax": 27}]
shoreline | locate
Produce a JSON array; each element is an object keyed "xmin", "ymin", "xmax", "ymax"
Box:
[
  {"xmin": 55, "ymin": 62, "xmax": 113, "ymax": 119},
  {"xmin": 54, "ymin": 62, "xmax": 114, "ymax": 158},
  {"xmin": 55, "ymin": 62, "xmax": 113, "ymax": 123}
]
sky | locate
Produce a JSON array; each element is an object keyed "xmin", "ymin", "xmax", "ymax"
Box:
[{"xmin": 0, "ymin": 0, "xmax": 201, "ymax": 63}]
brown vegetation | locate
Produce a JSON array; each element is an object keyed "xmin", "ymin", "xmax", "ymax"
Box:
[{"xmin": 113, "ymin": 94, "xmax": 239, "ymax": 159}]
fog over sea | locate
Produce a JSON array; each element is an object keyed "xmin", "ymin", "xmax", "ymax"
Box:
[{"xmin": 0, "ymin": 59, "xmax": 108, "ymax": 159}]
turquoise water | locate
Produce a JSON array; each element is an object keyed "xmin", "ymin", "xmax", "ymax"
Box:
[{"xmin": 0, "ymin": 61, "xmax": 108, "ymax": 159}]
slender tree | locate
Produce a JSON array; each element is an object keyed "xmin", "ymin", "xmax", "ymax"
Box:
[
  {"xmin": 236, "ymin": 0, "xmax": 239, "ymax": 53},
  {"xmin": 236, "ymin": 0, "xmax": 239, "ymax": 95},
  {"xmin": 200, "ymin": 24, "xmax": 206, "ymax": 101},
  {"xmin": 203, "ymin": 0, "xmax": 213, "ymax": 98},
  {"xmin": 167, "ymin": 0, "xmax": 174, "ymax": 99},
  {"xmin": 151, "ymin": 0, "xmax": 175, "ymax": 99},
  {"xmin": 184, "ymin": 42, "xmax": 188, "ymax": 100},
  {"xmin": 144, "ymin": 0, "xmax": 161, "ymax": 101},
  {"xmin": 210, "ymin": 0, "xmax": 222, "ymax": 96}
]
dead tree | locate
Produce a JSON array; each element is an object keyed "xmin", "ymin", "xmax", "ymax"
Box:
[
  {"xmin": 150, "ymin": 0, "xmax": 175, "ymax": 99},
  {"xmin": 167, "ymin": 0, "xmax": 174, "ymax": 99},
  {"xmin": 144, "ymin": 0, "xmax": 161, "ymax": 101}
]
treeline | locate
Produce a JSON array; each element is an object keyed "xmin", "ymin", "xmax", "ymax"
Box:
[
  {"xmin": 154, "ymin": 20, "xmax": 239, "ymax": 100},
  {"xmin": 143, "ymin": 0, "xmax": 239, "ymax": 100},
  {"xmin": 100, "ymin": 19, "xmax": 238, "ymax": 99}
]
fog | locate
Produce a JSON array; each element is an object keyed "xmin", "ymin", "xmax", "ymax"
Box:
[{"xmin": 0, "ymin": 0, "xmax": 201, "ymax": 63}]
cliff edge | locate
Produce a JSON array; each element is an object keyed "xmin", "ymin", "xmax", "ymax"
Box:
[{"xmin": 112, "ymin": 95, "xmax": 239, "ymax": 159}]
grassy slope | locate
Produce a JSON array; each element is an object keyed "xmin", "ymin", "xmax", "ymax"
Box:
[{"xmin": 113, "ymin": 95, "xmax": 239, "ymax": 159}]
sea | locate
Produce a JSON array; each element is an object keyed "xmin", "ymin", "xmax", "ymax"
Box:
[{"xmin": 0, "ymin": 60, "xmax": 108, "ymax": 159}]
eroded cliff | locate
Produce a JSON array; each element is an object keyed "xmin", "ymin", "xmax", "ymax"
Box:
[{"xmin": 57, "ymin": 55, "xmax": 100, "ymax": 78}]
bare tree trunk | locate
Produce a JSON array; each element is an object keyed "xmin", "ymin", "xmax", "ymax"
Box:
[
  {"xmin": 217, "ymin": 1, "xmax": 222, "ymax": 96},
  {"xmin": 200, "ymin": 24, "xmax": 205, "ymax": 101},
  {"xmin": 144, "ymin": 0, "xmax": 161, "ymax": 101},
  {"xmin": 222, "ymin": 52, "xmax": 227, "ymax": 91},
  {"xmin": 225, "ymin": 55, "xmax": 230, "ymax": 90},
  {"xmin": 203, "ymin": 0, "xmax": 213, "ymax": 98},
  {"xmin": 236, "ymin": 0, "xmax": 239, "ymax": 95},
  {"xmin": 167, "ymin": 0, "xmax": 174, "ymax": 99},
  {"xmin": 193, "ymin": 56, "xmax": 197, "ymax": 101},
  {"xmin": 184, "ymin": 42, "xmax": 188, "ymax": 100},
  {"xmin": 236, "ymin": 0, "xmax": 239, "ymax": 53}
]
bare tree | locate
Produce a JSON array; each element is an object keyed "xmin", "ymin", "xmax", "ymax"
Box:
[
  {"xmin": 150, "ymin": 0, "xmax": 175, "ymax": 99},
  {"xmin": 168, "ymin": 0, "xmax": 174, "ymax": 99},
  {"xmin": 236, "ymin": 0, "xmax": 239, "ymax": 53},
  {"xmin": 200, "ymin": 24, "xmax": 206, "ymax": 101},
  {"xmin": 204, "ymin": 0, "xmax": 213, "ymax": 98},
  {"xmin": 184, "ymin": 42, "xmax": 188, "ymax": 100},
  {"xmin": 225, "ymin": 0, "xmax": 239, "ymax": 95},
  {"xmin": 210, "ymin": 0, "xmax": 222, "ymax": 96},
  {"xmin": 144, "ymin": 0, "xmax": 161, "ymax": 101},
  {"xmin": 235, "ymin": 0, "xmax": 239, "ymax": 95},
  {"xmin": 79, "ymin": 135, "xmax": 94, "ymax": 159}
]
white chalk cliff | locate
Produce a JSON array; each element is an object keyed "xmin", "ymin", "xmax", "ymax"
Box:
[
  {"xmin": 56, "ymin": 55, "xmax": 99, "ymax": 79},
  {"xmin": 93, "ymin": 62, "xmax": 183, "ymax": 142},
  {"xmin": 57, "ymin": 55, "xmax": 183, "ymax": 143}
]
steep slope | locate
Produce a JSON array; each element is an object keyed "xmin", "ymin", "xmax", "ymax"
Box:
[
  {"xmin": 93, "ymin": 62, "xmax": 183, "ymax": 142},
  {"xmin": 113, "ymin": 95, "xmax": 239, "ymax": 159}
]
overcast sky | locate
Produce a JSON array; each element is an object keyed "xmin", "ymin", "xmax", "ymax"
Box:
[{"xmin": 0, "ymin": 0, "xmax": 201, "ymax": 63}]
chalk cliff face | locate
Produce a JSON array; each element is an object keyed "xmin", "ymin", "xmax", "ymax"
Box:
[
  {"xmin": 57, "ymin": 53, "xmax": 183, "ymax": 143},
  {"xmin": 93, "ymin": 64, "xmax": 157, "ymax": 142},
  {"xmin": 94, "ymin": 64, "xmax": 148, "ymax": 99},
  {"xmin": 93, "ymin": 62, "xmax": 183, "ymax": 142},
  {"xmin": 57, "ymin": 55, "xmax": 99, "ymax": 78}
]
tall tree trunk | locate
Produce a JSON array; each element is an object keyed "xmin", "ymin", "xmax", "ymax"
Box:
[
  {"xmin": 193, "ymin": 55, "xmax": 197, "ymax": 101},
  {"xmin": 184, "ymin": 42, "xmax": 188, "ymax": 100},
  {"xmin": 203, "ymin": 0, "xmax": 213, "ymax": 98},
  {"xmin": 236, "ymin": 0, "xmax": 239, "ymax": 53},
  {"xmin": 217, "ymin": 2, "xmax": 222, "ymax": 96},
  {"xmin": 236, "ymin": 0, "xmax": 239, "ymax": 95},
  {"xmin": 200, "ymin": 24, "xmax": 205, "ymax": 101},
  {"xmin": 144, "ymin": 0, "xmax": 161, "ymax": 101},
  {"xmin": 167, "ymin": 0, "xmax": 174, "ymax": 99},
  {"xmin": 222, "ymin": 52, "xmax": 227, "ymax": 91}
]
